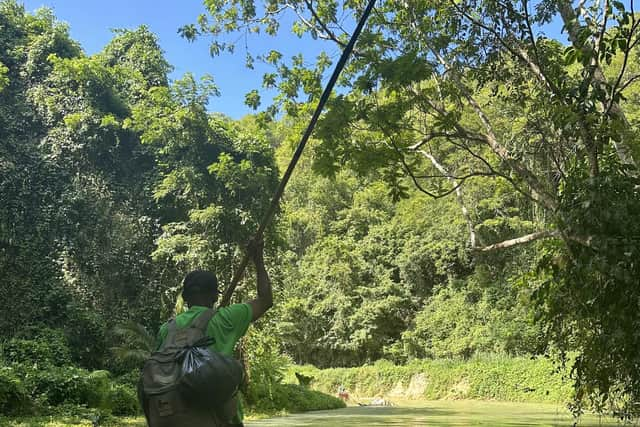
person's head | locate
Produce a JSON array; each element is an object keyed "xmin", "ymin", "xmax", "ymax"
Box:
[{"xmin": 182, "ymin": 270, "xmax": 218, "ymax": 308}]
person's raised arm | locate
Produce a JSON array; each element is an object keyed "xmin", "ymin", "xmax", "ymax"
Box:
[{"xmin": 246, "ymin": 238, "xmax": 273, "ymax": 322}]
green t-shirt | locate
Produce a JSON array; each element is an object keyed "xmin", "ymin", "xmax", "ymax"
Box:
[{"xmin": 157, "ymin": 303, "xmax": 253, "ymax": 423}]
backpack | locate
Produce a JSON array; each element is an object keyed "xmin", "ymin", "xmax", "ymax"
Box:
[{"xmin": 140, "ymin": 309, "xmax": 244, "ymax": 426}]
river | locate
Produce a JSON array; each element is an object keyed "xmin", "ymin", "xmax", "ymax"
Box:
[{"xmin": 247, "ymin": 400, "xmax": 620, "ymax": 426}]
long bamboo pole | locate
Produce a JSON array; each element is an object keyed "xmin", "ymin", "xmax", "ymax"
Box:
[{"xmin": 220, "ymin": 0, "xmax": 377, "ymax": 306}]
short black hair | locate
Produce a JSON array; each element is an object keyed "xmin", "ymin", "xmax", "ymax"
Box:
[{"xmin": 182, "ymin": 270, "xmax": 218, "ymax": 301}]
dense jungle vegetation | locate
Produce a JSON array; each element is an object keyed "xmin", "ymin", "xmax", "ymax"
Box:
[{"xmin": 1, "ymin": 0, "xmax": 639, "ymax": 423}]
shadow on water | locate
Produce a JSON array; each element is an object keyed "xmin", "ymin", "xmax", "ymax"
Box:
[{"xmin": 247, "ymin": 401, "xmax": 622, "ymax": 427}]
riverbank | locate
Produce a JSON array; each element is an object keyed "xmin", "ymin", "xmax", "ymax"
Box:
[
  {"xmin": 285, "ymin": 355, "xmax": 574, "ymax": 404},
  {"xmin": 0, "ymin": 355, "xmax": 579, "ymax": 426}
]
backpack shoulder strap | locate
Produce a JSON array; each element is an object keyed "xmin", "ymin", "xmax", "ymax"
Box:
[
  {"xmin": 191, "ymin": 308, "xmax": 217, "ymax": 333},
  {"xmin": 159, "ymin": 319, "xmax": 179, "ymax": 350}
]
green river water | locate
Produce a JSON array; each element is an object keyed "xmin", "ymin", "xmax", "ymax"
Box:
[{"xmin": 248, "ymin": 400, "xmax": 622, "ymax": 426}]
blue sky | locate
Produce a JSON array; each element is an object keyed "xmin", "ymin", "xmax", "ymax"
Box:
[
  {"xmin": 19, "ymin": 1, "xmax": 630, "ymax": 119},
  {"xmin": 21, "ymin": 0, "xmax": 331, "ymax": 119}
]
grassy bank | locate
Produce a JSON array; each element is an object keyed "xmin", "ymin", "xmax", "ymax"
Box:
[
  {"xmin": 244, "ymin": 383, "xmax": 346, "ymax": 418},
  {"xmin": 286, "ymin": 356, "xmax": 574, "ymax": 404}
]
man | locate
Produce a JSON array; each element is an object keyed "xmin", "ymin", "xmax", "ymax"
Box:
[{"xmin": 145, "ymin": 240, "xmax": 273, "ymax": 426}]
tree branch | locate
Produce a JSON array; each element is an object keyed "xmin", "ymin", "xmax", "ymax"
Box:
[
  {"xmin": 523, "ymin": 0, "xmax": 542, "ymax": 71},
  {"xmin": 619, "ymin": 73, "xmax": 640, "ymax": 92},
  {"xmin": 606, "ymin": 14, "xmax": 640, "ymax": 115},
  {"xmin": 302, "ymin": 0, "xmax": 348, "ymax": 49},
  {"xmin": 430, "ymin": 49, "xmax": 559, "ymax": 210},
  {"xmin": 387, "ymin": 135, "xmax": 459, "ymax": 199},
  {"xmin": 557, "ymin": 0, "xmax": 638, "ymax": 169},
  {"xmin": 476, "ymin": 230, "xmax": 561, "ymax": 252},
  {"xmin": 298, "ymin": 0, "xmax": 370, "ymax": 57},
  {"xmin": 593, "ymin": 0, "xmax": 610, "ymax": 68},
  {"xmin": 450, "ymin": 0, "xmax": 564, "ymax": 99},
  {"xmin": 408, "ymin": 132, "xmax": 468, "ymax": 150},
  {"xmin": 408, "ymin": 84, "xmax": 554, "ymax": 208},
  {"xmin": 413, "ymin": 171, "xmax": 495, "ymax": 180},
  {"xmin": 416, "ymin": 149, "xmax": 481, "ymax": 247}
]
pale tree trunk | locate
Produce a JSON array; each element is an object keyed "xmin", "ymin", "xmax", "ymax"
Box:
[
  {"xmin": 478, "ymin": 230, "xmax": 562, "ymax": 251},
  {"xmin": 416, "ymin": 150, "xmax": 480, "ymax": 248}
]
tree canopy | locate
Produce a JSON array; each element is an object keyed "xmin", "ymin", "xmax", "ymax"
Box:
[
  {"xmin": 188, "ymin": 0, "xmax": 640, "ymax": 414},
  {"xmin": 0, "ymin": 0, "xmax": 277, "ymax": 366}
]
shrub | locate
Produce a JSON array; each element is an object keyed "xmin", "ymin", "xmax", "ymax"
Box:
[
  {"xmin": 7, "ymin": 363, "xmax": 140, "ymax": 416},
  {"xmin": 85, "ymin": 370, "xmax": 113, "ymax": 408},
  {"xmin": 1, "ymin": 329, "xmax": 72, "ymax": 367},
  {"xmin": 401, "ymin": 284, "xmax": 542, "ymax": 360},
  {"xmin": 107, "ymin": 384, "xmax": 139, "ymax": 416},
  {"xmin": 0, "ymin": 367, "xmax": 29, "ymax": 415},
  {"xmin": 16, "ymin": 365, "xmax": 119, "ymax": 407},
  {"xmin": 246, "ymin": 382, "xmax": 345, "ymax": 415},
  {"xmin": 115, "ymin": 369, "xmax": 142, "ymax": 388},
  {"xmin": 64, "ymin": 309, "xmax": 108, "ymax": 369},
  {"xmin": 20, "ymin": 365, "xmax": 95, "ymax": 406},
  {"xmin": 243, "ymin": 329, "xmax": 291, "ymax": 404}
]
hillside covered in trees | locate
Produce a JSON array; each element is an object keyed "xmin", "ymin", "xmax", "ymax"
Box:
[{"xmin": 1, "ymin": 0, "xmax": 639, "ymax": 423}]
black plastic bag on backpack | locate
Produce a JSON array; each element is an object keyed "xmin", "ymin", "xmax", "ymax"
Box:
[{"xmin": 177, "ymin": 337, "xmax": 244, "ymax": 405}]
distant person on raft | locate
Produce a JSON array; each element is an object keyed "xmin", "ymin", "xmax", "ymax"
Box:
[{"xmin": 139, "ymin": 239, "xmax": 273, "ymax": 427}]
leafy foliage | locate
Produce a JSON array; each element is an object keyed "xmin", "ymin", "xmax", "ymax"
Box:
[
  {"xmin": 0, "ymin": 2, "xmax": 163, "ymax": 368},
  {"xmin": 0, "ymin": 0, "xmax": 277, "ymax": 371},
  {"xmin": 3, "ymin": 0, "xmax": 640, "ymax": 421},
  {"xmin": 189, "ymin": 0, "xmax": 640, "ymax": 416},
  {"xmin": 109, "ymin": 321, "xmax": 156, "ymax": 369},
  {"xmin": 532, "ymin": 160, "xmax": 640, "ymax": 418},
  {"xmin": 245, "ymin": 383, "xmax": 345, "ymax": 415},
  {"xmin": 403, "ymin": 280, "xmax": 542, "ymax": 360},
  {"xmin": 271, "ymin": 147, "xmax": 536, "ymax": 367},
  {"xmin": 0, "ymin": 368, "xmax": 29, "ymax": 416},
  {"xmin": 290, "ymin": 356, "xmax": 574, "ymax": 404},
  {"xmin": 243, "ymin": 329, "xmax": 291, "ymax": 404},
  {"xmin": 2, "ymin": 329, "xmax": 72, "ymax": 367}
]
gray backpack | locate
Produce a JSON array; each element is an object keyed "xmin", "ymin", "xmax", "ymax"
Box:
[{"xmin": 140, "ymin": 309, "xmax": 244, "ymax": 426}]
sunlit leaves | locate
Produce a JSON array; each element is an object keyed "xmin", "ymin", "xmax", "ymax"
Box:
[
  {"xmin": 245, "ymin": 89, "xmax": 261, "ymax": 109},
  {"xmin": 100, "ymin": 26, "xmax": 172, "ymax": 89},
  {"xmin": 265, "ymin": 49, "xmax": 282, "ymax": 64},
  {"xmin": 139, "ymin": 87, "xmax": 278, "ymax": 277},
  {"xmin": 174, "ymin": 72, "xmax": 220, "ymax": 105},
  {"xmin": 178, "ymin": 24, "xmax": 199, "ymax": 42},
  {"xmin": 357, "ymin": 52, "xmax": 434, "ymax": 92},
  {"xmin": 0, "ymin": 61, "xmax": 9, "ymax": 91}
]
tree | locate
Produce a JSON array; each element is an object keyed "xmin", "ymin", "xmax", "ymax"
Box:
[
  {"xmin": 191, "ymin": 0, "xmax": 640, "ymax": 414},
  {"xmin": 0, "ymin": 1, "xmax": 101, "ymax": 362},
  {"xmin": 272, "ymin": 135, "xmax": 536, "ymax": 366},
  {"xmin": 0, "ymin": 2, "xmax": 281, "ymax": 370},
  {"xmin": 127, "ymin": 75, "xmax": 279, "ymax": 292}
]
